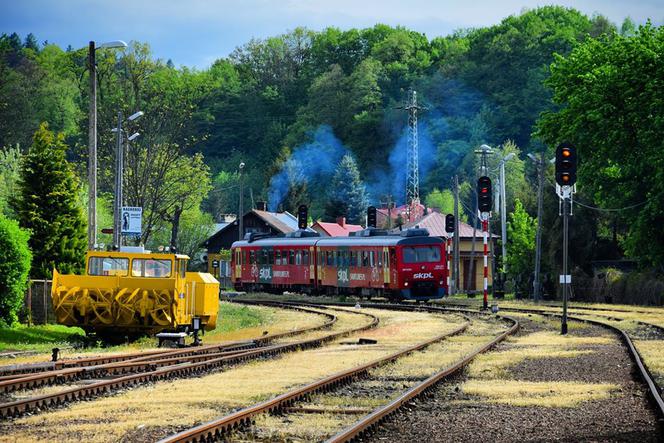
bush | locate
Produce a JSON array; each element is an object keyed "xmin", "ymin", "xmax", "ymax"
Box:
[{"xmin": 0, "ymin": 214, "xmax": 32, "ymax": 324}]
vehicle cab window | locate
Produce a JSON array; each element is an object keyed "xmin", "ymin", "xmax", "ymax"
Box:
[
  {"xmin": 88, "ymin": 257, "xmax": 129, "ymax": 276},
  {"xmin": 132, "ymin": 258, "xmax": 172, "ymax": 277}
]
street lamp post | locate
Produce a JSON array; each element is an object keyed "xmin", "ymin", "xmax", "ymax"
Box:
[
  {"xmin": 499, "ymin": 153, "xmax": 515, "ymax": 275},
  {"xmin": 238, "ymin": 162, "xmax": 245, "ymax": 241},
  {"xmin": 112, "ymin": 111, "xmax": 143, "ymax": 248},
  {"xmin": 88, "ymin": 40, "xmax": 127, "ymax": 250},
  {"xmin": 528, "ymin": 152, "xmax": 546, "ymax": 301}
]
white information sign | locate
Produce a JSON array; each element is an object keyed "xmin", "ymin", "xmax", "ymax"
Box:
[
  {"xmin": 559, "ymin": 274, "xmax": 572, "ymax": 284},
  {"xmin": 121, "ymin": 206, "xmax": 142, "ymax": 235}
]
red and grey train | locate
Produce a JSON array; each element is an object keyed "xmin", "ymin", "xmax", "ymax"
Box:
[{"xmin": 230, "ymin": 227, "xmax": 448, "ymax": 301}]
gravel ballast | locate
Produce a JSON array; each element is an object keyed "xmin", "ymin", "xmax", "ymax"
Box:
[{"xmin": 369, "ymin": 315, "xmax": 663, "ymax": 442}]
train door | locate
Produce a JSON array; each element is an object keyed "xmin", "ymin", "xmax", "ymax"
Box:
[
  {"xmin": 234, "ymin": 249, "xmax": 242, "ymax": 280},
  {"xmin": 382, "ymin": 247, "xmax": 390, "ymax": 285}
]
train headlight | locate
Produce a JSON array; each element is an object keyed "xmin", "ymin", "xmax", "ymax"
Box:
[
  {"xmin": 404, "ymin": 282, "xmax": 409, "ymax": 287},
  {"xmin": 439, "ymin": 280, "xmax": 443, "ymax": 285}
]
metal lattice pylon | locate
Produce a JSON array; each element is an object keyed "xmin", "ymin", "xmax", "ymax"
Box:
[{"xmin": 404, "ymin": 90, "xmax": 422, "ymax": 206}]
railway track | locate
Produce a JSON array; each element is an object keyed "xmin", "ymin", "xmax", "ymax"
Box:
[
  {"xmin": 0, "ymin": 303, "xmax": 337, "ymax": 392},
  {"xmin": 0, "ymin": 303, "xmax": 377, "ymax": 419},
  {"xmin": 490, "ymin": 305, "xmax": 664, "ymax": 415},
  {"xmin": 0, "ymin": 303, "xmax": 337, "ymax": 379},
  {"xmin": 157, "ymin": 303, "xmax": 518, "ymax": 443},
  {"xmin": 233, "ymin": 299, "xmax": 664, "ymax": 442}
]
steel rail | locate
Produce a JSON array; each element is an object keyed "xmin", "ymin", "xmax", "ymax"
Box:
[
  {"xmin": 327, "ymin": 314, "xmax": 519, "ymax": 442},
  {"xmin": 0, "ymin": 303, "xmax": 337, "ymax": 385},
  {"xmin": 157, "ymin": 318, "xmax": 473, "ymax": 443},
  {"xmin": 0, "ymin": 305, "xmax": 372, "ymax": 419}
]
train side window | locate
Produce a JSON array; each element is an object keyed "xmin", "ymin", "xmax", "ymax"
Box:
[
  {"xmin": 250, "ymin": 250, "xmax": 256, "ymax": 264},
  {"xmin": 179, "ymin": 259, "xmax": 187, "ymax": 278},
  {"xmin": 296, "ymin": 251, "xmax": 302, "ymax": 265},
  {"xmin": 361, "ymin": 251, "xmax": 368, "ymax": 267},
  {"xmin": 290, "ymin": 250, "xmax": 295, "ymax": 265},
  {"xmin": 268, "ymin": 250, "xmax": 274, "ymax": 265},
  {"xmin": 303, "ymin": 250, "xmax": 309, "ymax": 265},
  {"xmin": 370, "ymin": 251, "xmax": 375, "ymax": 267},
  {"xmin": 377, "ymin": 251, "xmax": 383, "ymax": 267}
]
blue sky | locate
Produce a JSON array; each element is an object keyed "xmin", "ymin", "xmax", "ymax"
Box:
[{"xmin": 1, "ymin": 0, "xmax": 662, "ymax": 68}]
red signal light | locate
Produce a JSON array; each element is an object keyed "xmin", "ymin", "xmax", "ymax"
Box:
[{"xmin": 562, "ymin": 149, "xmax": 571, "ymax": 158}]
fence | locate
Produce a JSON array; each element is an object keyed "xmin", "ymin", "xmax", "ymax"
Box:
[{"xmin": 22, "ymin": 279, "xmax": 54, "ymax": 325}]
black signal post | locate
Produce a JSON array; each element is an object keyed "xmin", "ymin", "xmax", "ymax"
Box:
[
  {"xmin": 555, "ymin": 142, "xmax": 577, "ymax": 335},
  {"xmin": 477, "ymin": 176, "xmax": 492, "ymax": 213},
  {"xmin": 367, "ymin": 206, "xmax": 377, "ymax": 228},
  {"xmin": 555, "ymin": 142, "xmax": 577, "ymax": 187},
  {"xmin": 445, "ymin": 214, "xmax": 454, "ymax": 294},
  {"xmin": 297, "ymin": 205, "xmax": 308, "ymax": 230}
]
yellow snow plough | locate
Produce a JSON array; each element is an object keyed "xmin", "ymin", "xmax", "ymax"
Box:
[{"xmin": 51, "ymin": 249, "xmax": 219, "ymax": 336}]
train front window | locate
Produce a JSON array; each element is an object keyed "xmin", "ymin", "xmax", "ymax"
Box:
[
  {"xmin": 88, "ymin": 257, "xmax": 129, "ymax": 276},
  {"xmin": 131, "ymin": 259, "xmax": 172, "ymax": 277},
  {"xmin": 402, "ymin": 246, "xmax": 441, "ymax": 263}
]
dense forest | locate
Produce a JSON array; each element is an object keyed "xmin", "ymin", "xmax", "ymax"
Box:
[{"xmin": 1, "ymin": 6, "xmax": 662, "ymax": 296}]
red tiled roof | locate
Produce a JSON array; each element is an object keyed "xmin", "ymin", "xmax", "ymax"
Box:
[
  {"xmin": 312, "ymin": 221, "xmax": 364, "ymax": 237},
  {"xmin": 401, "ymin": 211, "xmax": 499, "ymax": 239}
]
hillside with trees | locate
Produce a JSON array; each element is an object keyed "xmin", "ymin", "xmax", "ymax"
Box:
[{"xmin": 1, "ymin": 6, "xmax": 662, "ymax": 288}]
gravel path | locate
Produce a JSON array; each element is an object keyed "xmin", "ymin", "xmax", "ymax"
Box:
[{"xmin": 368, "ymin": 316, "xmax": 663, "ymax": 442}]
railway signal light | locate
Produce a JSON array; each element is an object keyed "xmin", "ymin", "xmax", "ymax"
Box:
[
  {"xmin": 445, "ymin": 214, "xmax": 455, "ymax": 233},
  {"xmin": 555, "ymin": 142, "xmax": 577, "ymax": 187},
  {"xmin": 367, "ymin": 206, "xmax": 377, "ymax": 228},
  {"xmin": 477, "ymin": 176, "xmax": 492, "ymax": 213},
  {"xmin": 297, "ymin": 205, "xmax": 308, "ymax": 230}
]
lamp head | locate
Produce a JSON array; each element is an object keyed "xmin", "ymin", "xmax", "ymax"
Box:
[
  {"xmin": 128, "ymin": 111, "xmax": 144, "ymax": 121},
  {"xmin": 128, "ymin": 132, "xmax": 140, "ymax": 141},
  {"xmin": 98, "ymin": 40, "xmax": 127, "ymax": 49}
]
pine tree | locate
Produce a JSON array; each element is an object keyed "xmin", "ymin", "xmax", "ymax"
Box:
[
  {"xmin": 324, "ymin": 154, "xmax": 368, "ymax": 224},
  {"xmin": 13, "ymin": 123, "xmax": 86, "ymax": 278}
]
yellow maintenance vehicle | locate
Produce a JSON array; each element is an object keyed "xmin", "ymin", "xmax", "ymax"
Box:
[{"xmin": 51, "ymin": 248, "xmax": 219, "ymax": 341}]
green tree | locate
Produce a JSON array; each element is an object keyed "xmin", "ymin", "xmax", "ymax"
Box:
[
  {"xmin": 0, "ymin": 145, "xmax": 22, "ymax": 217},
  {"xmin": 537, "ymin": 24, "xmax": 664, "ymax": 267},
  {"xmin": 506, "ymin": 199, "xmax": 537, "ymax": 293},
  {"xmin": 0, "ymin": 213, "xmax": 32, "ymax": 325},
  {"xmin": 425, "ymin": 188, "xmax": 454, "ymax": 213},
  {"xmin": 13, "ymin": 123, "xmax": 86, "ymax": 278},
  {"xmin": 324, "ymin": 154, "xmax": 369, "ymax": 224}
]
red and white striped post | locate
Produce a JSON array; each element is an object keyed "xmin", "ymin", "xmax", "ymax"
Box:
[
  {"xmin": 482, "ymin": 218, "xmax": 489, "ymax": 310},
  {"xmin": 446, "ymin": 236, "xmax": 452, "ymax": 291}
]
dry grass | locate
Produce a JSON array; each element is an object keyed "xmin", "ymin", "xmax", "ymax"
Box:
[
  {"xmin": 462, "ymin": 380, "xmax": 618, "ymax": 407},
  {"xmin": 634, "ymin": 340, "xmax": 664, "ymax": 384},
  {"xmin": 466, "ymin": 331, "xmax": 612, "ymax": 379},
  {"xmin": 248, "ymin": 411, "xmax": 348, "ymax": 441},
  {"xmin": 511, "ymin": 331, "xmax": 614, "ymax": 347},
  {"xmin": 1, "ymin": 308, "xmax": 460, "ymax": 442}
]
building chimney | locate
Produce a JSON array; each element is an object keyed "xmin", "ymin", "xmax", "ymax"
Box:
[
  {"xmin": 336, "ymin": 216, "xmax": 346, "ymax": 228},
  {"xmin": 256, "ymin": 201, "xmax": 267, "ymax": 211}
]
